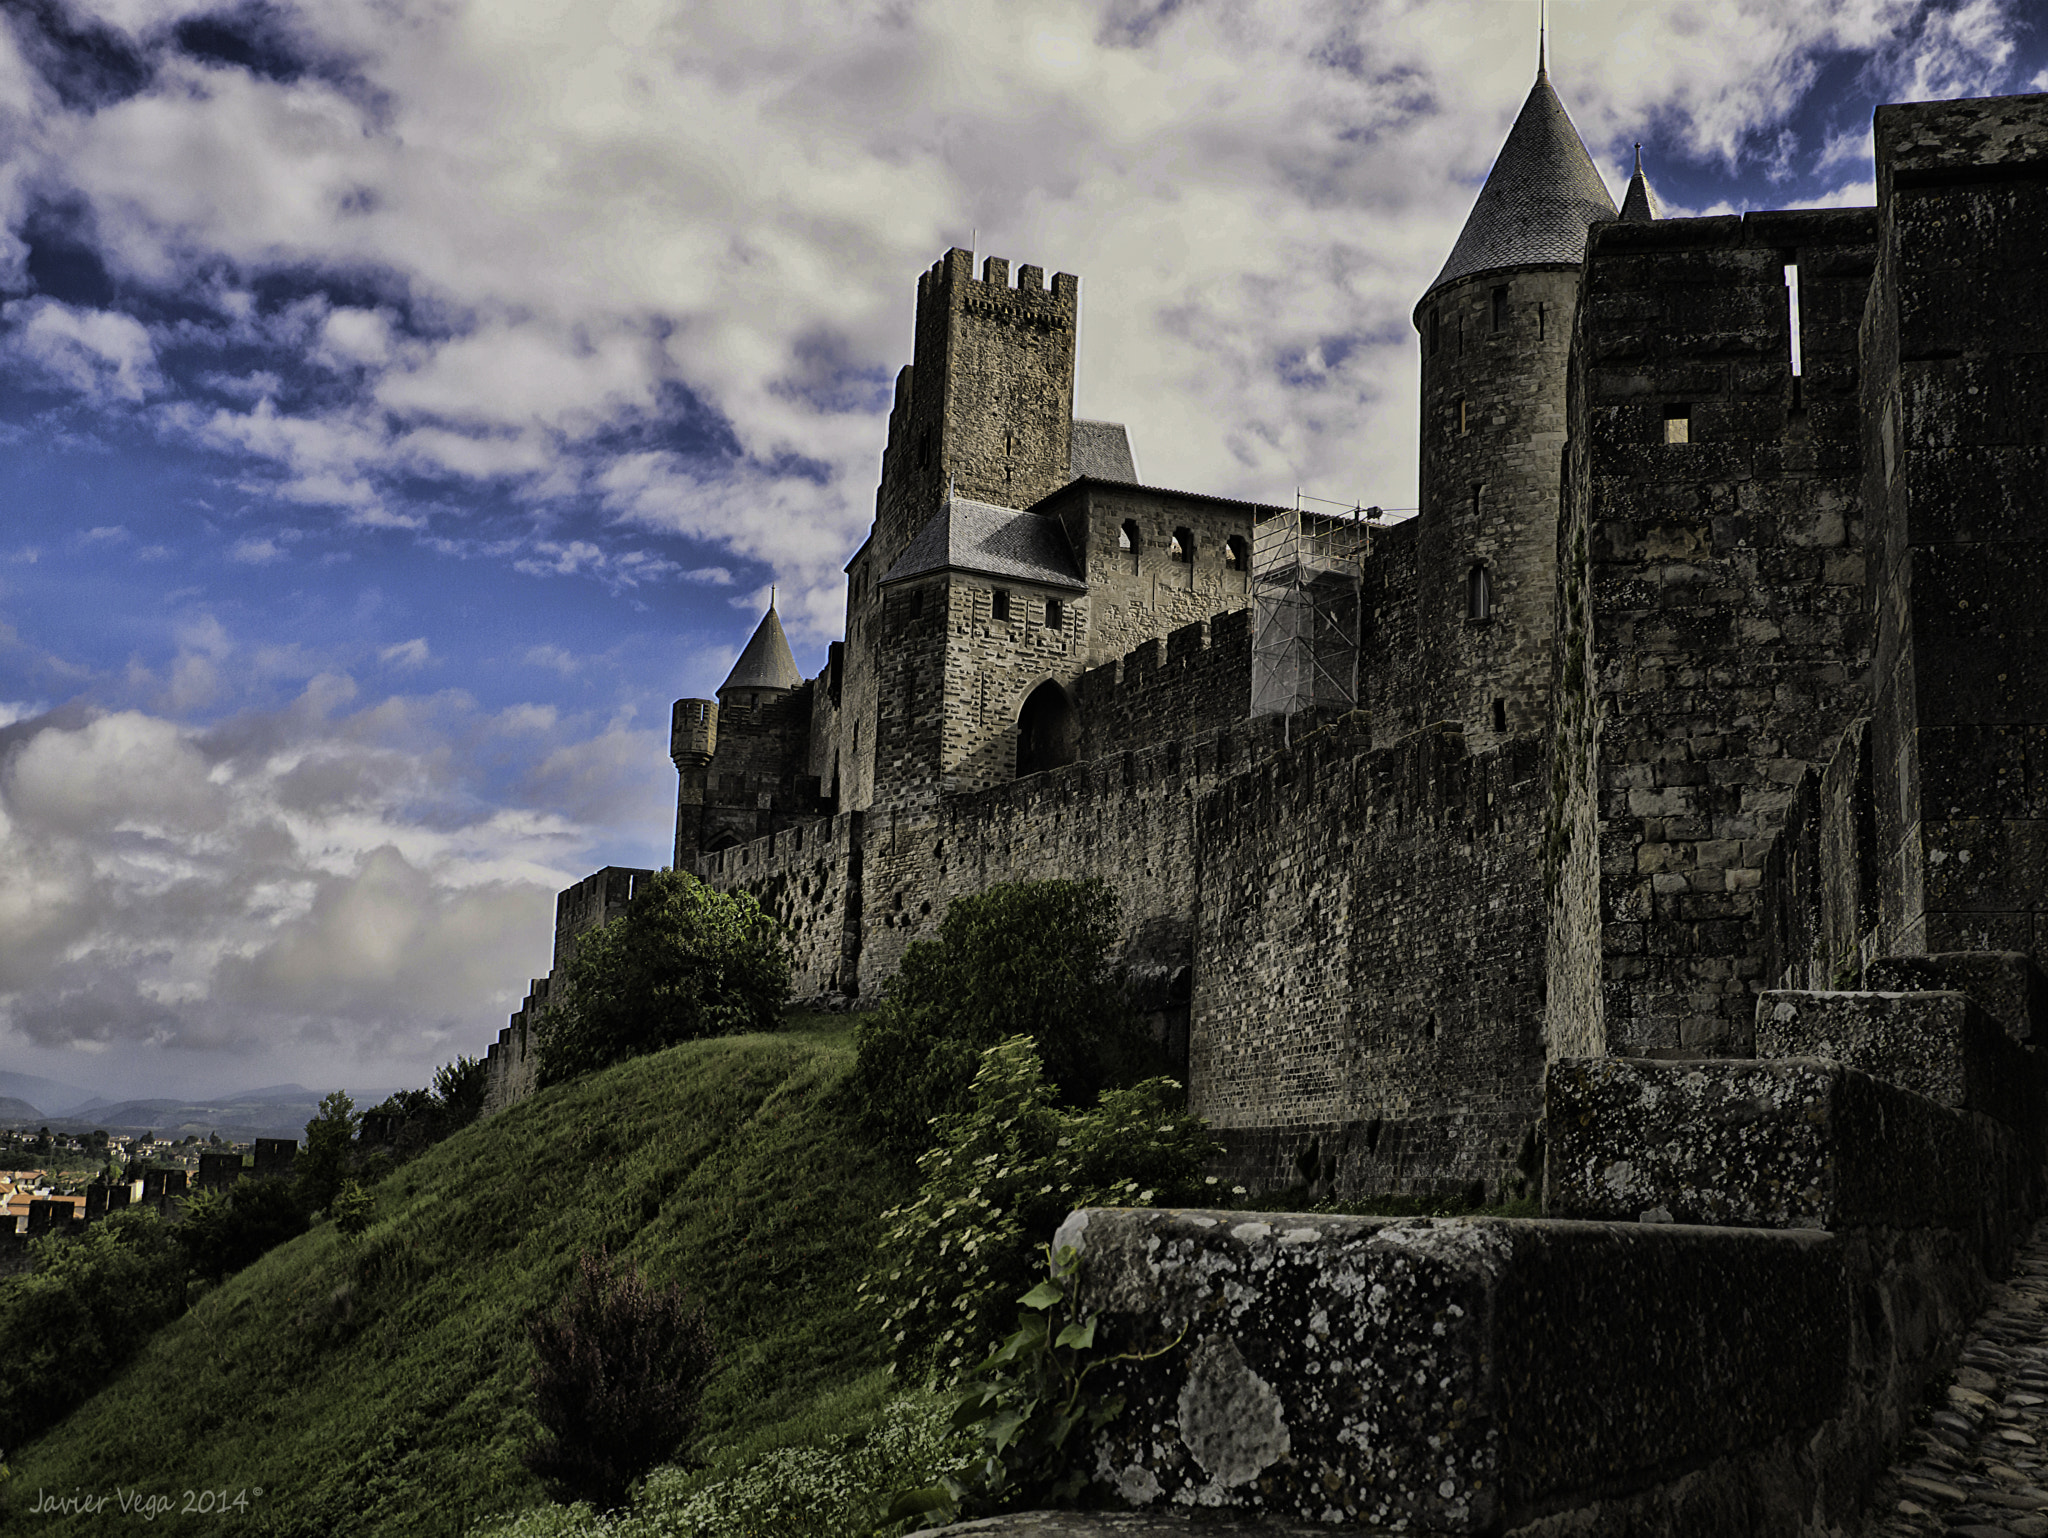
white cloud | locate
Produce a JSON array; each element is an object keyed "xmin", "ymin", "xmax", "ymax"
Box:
[
  {"xmin": 2, "ymin": 298, "xmax": 161, "ymax": 404},
  {"xmin": 378, "ymin": 637, "xmax": 432, "ymax": 669},
  {"xmin": 230, "ymin": 536, "xmax": 286, "ymax": 564},
  {"xmin": 0, "ymin": 687, "xmax": 652, "ymax": 1092},
  {"xmin": 7, "ymin": 0, "xmax": 2010, "ymax": 620}
]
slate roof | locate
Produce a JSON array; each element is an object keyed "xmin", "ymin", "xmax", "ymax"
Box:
[
  {"xmin": 1069, "ymin": 419, "xmax": 1137, "ymax": 483},
  {"xmin": 1619, "ymin": 144, "xmax": 1663, "ymax": 223},
  {"xmin": 1426, "ymin": 72, "xmax": 1618, "ymax": 297},
  {"xmin": 882, "ymin": 496, "xmax": 1085, "ymax": 591},
  {"xmin": 720, "ymin": 603, "xmax": 805, "ymax": 695}
]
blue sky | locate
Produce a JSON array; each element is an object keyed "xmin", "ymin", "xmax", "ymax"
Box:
[{"xmin": 0, "ymin": 0, "xmax": 2041, "ymax": 1106}]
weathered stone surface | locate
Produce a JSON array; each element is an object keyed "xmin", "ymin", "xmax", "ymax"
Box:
[
  {"xmin": 1544, "ymin": 1055, "xmax": 1979, "ymax": 1230},
  {"xmin": 1058, "ymin": 1207, "xmax": 1844, "ymax": 1533},
  {"xmin": 1864, "ymin": 952, "xmax": 2048, "ymax": 1045},
  {"xmin": 1754, "ymin": 988, "xmax": 2041, "ymax": 1132}
]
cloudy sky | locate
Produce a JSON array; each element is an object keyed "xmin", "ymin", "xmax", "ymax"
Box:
[{"xmin": 0, "ymin": 0, "xmax": 2040, "ymax": 1107}]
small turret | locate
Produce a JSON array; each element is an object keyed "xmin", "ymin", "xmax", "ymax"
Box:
[
  {"xmin": 1619, "ymin": 143, "xmax": 1663, "ymax": 223},
  {"xmin": 671, "ymin": 697, "xmax": 717, "ymax": 769}
]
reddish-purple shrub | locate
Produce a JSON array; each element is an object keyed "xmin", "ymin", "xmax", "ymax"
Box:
[{"xmin": 523, "ymin": 1249, "xmax": 717, "ymax": 1508}]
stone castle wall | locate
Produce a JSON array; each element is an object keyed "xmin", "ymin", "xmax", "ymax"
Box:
[
  {"xmin": 698, "ymin": 812, "xmax": 863, "ymax": 999},
  {"xmin": 1554, "ymin": 207, "xmax": 1877, "ymax": 1057},
  {"xmin": 1863, "ymin": 96, "xmax": 2048, "ymax": 963},
  {"xmin": 1073, "ymin": 609, "xmax": 1254, "ymax": 764},
  {"xmin": 1194, "ymin": 722, "xmax": 1548, "ymax": 1198}
]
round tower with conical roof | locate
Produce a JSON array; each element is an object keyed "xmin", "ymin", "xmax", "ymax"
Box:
[{"xmin": 1412, "ymin": 52, "xmax": 1619, "ymax": 746}]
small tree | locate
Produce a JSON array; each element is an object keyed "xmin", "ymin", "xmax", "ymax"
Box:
[
  {"xmin": 524, "ymin": 1250, "xmax": 717, "ymax": 1509},
  {"xmin": 432, "ymin": 1054, "xmax": 488, "ymax": 1130},
  {"xmin": 536, "ymin": 870, "xmax": 790, "ymax": 1087},
  {"xmin": 846, "ymin": 879, "xmax": 1155, "ymax": 1161},
  {"xmin": 295, "ymin": 1090, "xmax": 357, "ymax": 1215}
]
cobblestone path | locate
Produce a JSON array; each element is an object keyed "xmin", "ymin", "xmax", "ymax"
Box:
[{"xmin": 1860, "ymin": 1219, "xmax": 2048, "ymax": 1537}]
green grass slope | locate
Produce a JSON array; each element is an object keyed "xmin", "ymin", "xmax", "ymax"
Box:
[{"xmin": 2, "ymin": 1017, "xmax": 909, "ymax": 1537}]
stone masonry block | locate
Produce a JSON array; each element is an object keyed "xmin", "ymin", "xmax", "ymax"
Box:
[
  {"xmin": 1060, "ymin": 1207, "xmax": 1845, "ymax": 1534},
  {"xmin": 1545, "ymin": 1056, "xmax": 1977, "ymax": 1230},
  {"xmin": 1863, "ymin": 950, "xmax": 2048, "ymax": 1044},
  {"xmin": 1755, "ymin": 987, "xmax": 2041, "ymax": 1133}
]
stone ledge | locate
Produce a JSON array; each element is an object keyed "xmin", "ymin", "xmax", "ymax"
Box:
[
  {"xmin": 1545, "ymin": 1055, "xmax": 1984, "ymax": 1231},
  {"xmin": 1862, "ymin": 950, "xmax": 2048, "ymax": 1045},
  {"xmin": 1753, "ymin": 987, "xmax": 2042, "ymax": 1133},
  {"xmin": 1058, "ymin": 1208, "xmax": 1844, "ymax": 1534}
]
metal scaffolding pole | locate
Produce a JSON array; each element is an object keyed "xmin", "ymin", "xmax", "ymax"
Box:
[{"xmin": 1249, "ymin": 501, "xmax": 1370, "ymax": 735}]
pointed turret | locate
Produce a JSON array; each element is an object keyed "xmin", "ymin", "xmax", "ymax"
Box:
[
  {"xmin": 718, "ymin": 598, "xmax": 803, "ymax": 703},
  {"xmin": 1410, "ymin": 56, "xmax": 1614, "ymax": 749},
  {"xmin": 1424, "ymin": 71, "xmax": 1617, "ymax": 300},
  {"xmin": 1619, "ymin": 143, "xmax": 1663, "ymax": 223}
]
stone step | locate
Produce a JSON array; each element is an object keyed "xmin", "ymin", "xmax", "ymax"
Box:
[
  {"xmin": 1754, "ymin": 987, "xmax": 2043, "ymax": 1135},
  {"xmin": 1863, "ymin": 952, "xmax": 2048, "ymax": 1046},
  {"xmin": 1546, "ymin": 1055, "xmax": 2002, "ymax": 1231}
]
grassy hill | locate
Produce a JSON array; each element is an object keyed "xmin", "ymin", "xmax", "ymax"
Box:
[{"xmin": 2, "ymin": 1016, "xmax": 912, "ymax": 1537}]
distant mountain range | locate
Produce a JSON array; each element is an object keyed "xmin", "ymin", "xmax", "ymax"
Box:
[
  {"xmin": 0, "ymin": 1078, "xmax": 407, "ymax": 1141},
  {"xmin": 0, "ymin": 1071, "xmax": 100, "ymax": 1118}
]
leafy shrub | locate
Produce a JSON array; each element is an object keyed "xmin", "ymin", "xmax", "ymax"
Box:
[
  {"xmin": 332, "ymin": 1179, "xmax": 377, "ymax": 1244},
  {"xmin": 433, "ymin": 1053, "xmax": 489, "ymax": 1130},
  {"xmin": 538, "ymin": 870, "xmax": 790, "ymax": 1087},
  {"xmin": 846, "ymin": 879, "xmax": 1155, "ymax": 1161},
  {"xmin": 860, "ymin": 1035, "xmax": 1217, "ymax": 1385},
  {"xmin": 0, "ymin": 1209, "xmax": 187, "ymax": 1449},
  {"xmin": 524, "ymin": 1250, "xmax": 718, "ymax": 1510},
  {"xmin": 177, "ymin": 1175, "xmax": 309, "ymax": 1283}
]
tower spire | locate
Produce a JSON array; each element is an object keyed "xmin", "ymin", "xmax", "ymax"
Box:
[{"xmin": 1538, "ymin": 0, "xmax": 1548, "ymax": 80}]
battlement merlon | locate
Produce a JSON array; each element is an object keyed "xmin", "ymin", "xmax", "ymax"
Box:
[{"xmin": 918, "ymin": 248, "xmax": 1081, "ymax": 312}]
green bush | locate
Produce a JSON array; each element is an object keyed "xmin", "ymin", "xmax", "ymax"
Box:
[
  {"xmin": 177, "ymin": 1176, "xmax": 309, "ymax": 1283},
  {"xmin": 433, "ymin": 1053, "xmax": 489, "ymax": 1130},
  {"xmin": 538, "ymin": 870, "xmax": 790, "ymax": 1087},
  {"xmin": 0, "ymin": 1209, "xmax": 187, "ymax": 1449},
  {"xmin": 474, "ymin": 1392, "xmax": 963, "ymax": 1538},
  {"xmin": 860, "ymin": 1035, "xmax": 1217, "ymax": 1385},
  {"xmin": 846, "ymin": 879, "xmax": 1155, "ymax": 1161},
  {"xmin": 524, "ymin": 1249, "xmax": 718, "ymax": 1510}
]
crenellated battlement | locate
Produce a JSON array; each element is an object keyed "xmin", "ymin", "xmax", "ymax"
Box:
[{"xmin": 920, "ymin": 248, "xmax": 1080, "ymax": 317}]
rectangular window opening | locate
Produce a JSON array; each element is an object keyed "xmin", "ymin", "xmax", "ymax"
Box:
[
  {"xmin": 1491, "ymin": 285, "xmax": 1508, "ymax": 332},
  {"xmin": 1783, "ymin": 261, "xmax": 1803, "ymax": 378},
  {"xmin": 1046, "ymin": 598, "xmax": 1064, "ymax": 630},
  {"xmin": 1663, "ymin": 404, "xmax": 1691, "ymax": 446},
  {"xmin": 992, "ymin": 588, "xmax": 1010, "ymax": 621}
]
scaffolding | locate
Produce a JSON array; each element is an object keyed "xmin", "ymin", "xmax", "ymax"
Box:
[{"xmin": 1249, "ymin": 499, "xmax": 1373, "ymax": 729}]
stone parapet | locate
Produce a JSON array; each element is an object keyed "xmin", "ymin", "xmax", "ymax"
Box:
[{"xmin": 1059, "ymin": 1208, "xmax": 1845, "ymax": 1534}]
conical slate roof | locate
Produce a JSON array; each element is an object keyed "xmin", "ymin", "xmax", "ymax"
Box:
[
  {"xmin": 1619, "ymin": 143, "xmax": 1662, "ymax": 223},
  {"xmin": 720, "ymin": 602, "xmax": 804, "ymax": 696},
  {"xmin": 1426, "ymin": 71, "xmax": 1618, "ymax": 298}
]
